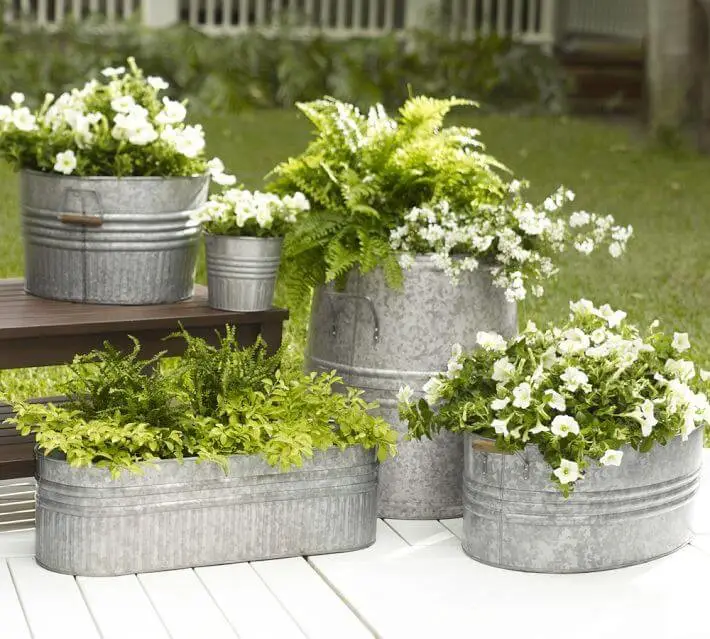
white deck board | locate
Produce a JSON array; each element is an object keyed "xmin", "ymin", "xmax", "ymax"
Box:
[
  {"xmin": 252, "ymin": 557, "xmax": 373, "ymax": 639},
  {"xmin": 0, "ymin": 559, "xmax": 31, "ymax": 639},
  {"xmin": 138, "ymin": 569, "xmax": 237, "ymax": 639},
  {"xmin": 8, "ymin": 557, "xmax": 99, "ymax": 639},
  {"xmin": 385, "ymin": 519, "xmax": 456, "ymax": 547},
  {"xmin": 0, "ymin": 530, "xmax": 35, "ymax": 557},
  {"xmin": 439, "ymin": 518, "xmax": 464, "ymax": 540},
  {"xmin": 77, "ymin": 575, "xmax": 170, "ymax": 639},
  {"xmin": 196, "ymin": 562, "xmax": 307, "ymax": 639}
]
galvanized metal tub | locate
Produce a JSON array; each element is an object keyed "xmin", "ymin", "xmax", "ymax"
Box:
[
  {"xmin": 36, "ymin": 445, "xmax": 377, "ymax": 576},
  {"xmin": 21, "ymin": 170, "xmax": 208, "ymax": 304},
  {"xmin": 463, "ymin": 429, "xmax": 704, "ymax": 573},
  {"xmin": 306, "ymin": 256, "xmax": 518, "ymax": 520},
  {"xmin": 205, "ymin": 235, "xmax": 282, "ymax": 312}
]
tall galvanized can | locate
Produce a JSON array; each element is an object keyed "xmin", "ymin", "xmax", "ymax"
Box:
[
  {"xmin": 463, "ymin": 430, "xmax": 704, "ymax": 573},
  {"xmin": 36, "ymin": 445, "xmax": 377, "ymax": 576},
  {"xmin": 306, "ymin": 256, "xmax": 517, "ymax": 519},
  {"xmin": 21, "ymin": 170, "xmax": 208, "ymax": 305},
  {"xmin": 205, "ymin": 235, "xmax": 282, "ymax": 312}
]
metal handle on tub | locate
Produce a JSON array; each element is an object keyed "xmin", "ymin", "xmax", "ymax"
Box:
[
  {"xmin": 57, "ymin": 188, "xmax": 104, "ymax": 227},
  {"xmin": 322, "ymin": 291, "xmax": 380, "ymax": 346}
]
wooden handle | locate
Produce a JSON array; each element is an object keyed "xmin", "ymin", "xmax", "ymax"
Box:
[
  {"xmin": 58, "ymin": 214, "xmax": 103, "ymax": 227},
  {"xmin": 471, "ymin": 438, "xmax": 508, "ymax": 454}
]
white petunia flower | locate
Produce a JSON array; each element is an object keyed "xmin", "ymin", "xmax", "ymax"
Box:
[
  {"xmin": 574, "ymin": 238, "xmax": 595, "ymax": 255},
  {"xmin": 553, "ymin": 459, "xmax": 580, "ymax": 484},
  {"xmin": 590, "ymin": 327, "xmax": 607, "ymax": 344},
  {"xmin": 600, "ymin": 449, "xmax": 623, "ymax": 466},
  {"xmin": 541, "ymin": 346, "xmax": 558, "ymax": 370},
  {"xmin": 544, "ymin": 389, "xmax": 566, "ymax": 412},
  {"xmin": 558, "ymin": 328, "xmax": 591, "ymax": 355},
  {"xmin": 701, "ymin": 370, "xmax": 710, "ymax": 382},
  {"xmin": 609, "ymin": 242, "xmax": 624, "ymax": 258},
  {"xmin": 492, "ymin": 357, "xmax": 516, "ymax": 384},
  {"xmin": 672, "ymin": 332, "xmax": 691, "ymax": 353},
  {"xmin": 492, "ymin": 417, "xmax": 511, "ymax": 436},
  {"xmin": 53, "ymin": 150, "xmax": 77, "ymax": 175},
  {"xmin": 11, "ymin": 107, "xmax": 36, "ymax": 132},
  {"xmin": 560, "ymin": 367, "xmax": 590, "ymax": 394},
  {"xmin": 569, "ymin": 211, "xmax": 590, "ymax": 228},
  {"xmin": 423, "ymin": 376, "xmax": 445, "ymax": 405},
  {"xmin": 551, "ymin": 415, "xmax": 580, "ymax": 438},
  {"xmin": 596, "ymin": 304, "xmax": 627, "ymax": 328},
  {"xmin": 396, "ymin": 385, "xmax": 414, "ymax": 405},
  {"xmin": 476, "ymin": 331, "xmax": 507, "ymax": 352},
  {"xmin": 10, "ymin": 92, "xmax": 24, "ymax": 105},
  {"xmin": 173, "ymin": 125, "xmax": 205, "ymax": 158},
  {"xmin": 512, "ymin": 382, "xmax": 532, "ymax": 409},
  {"xmin": 529, "ymin": 422, "xmax": 550, "ymax": 435},
  {"xmin": 156, "ymin": 97, "xmax": 187, "ymax": 125},
  {"xmin": 147, "ymin": 76, "xmax": 169, "ymax": 91},
  {"xmin": 665, "ymin": 358, "xmax": 696, "ymax": 382},
  {"xmin": 111, "ymin": 95, "xmax": 136, "ymax": 113},
  {"xmin": 569, "ymin": 299, "xmax": 596, "ymax": 316},
  {"xmin": 491, "ymin": 397, "xmax": 510, "ymax": 411},
  {"xmin": 127, "ymin": 124, "xmax": 158, "ymax": 146},
  {"xmin": 101, "ymin": 65, "xmax": 126, "ymax": 77},
  {"xmin": 628, "ymin": 399, "xmax": 658, "ymax": 437}
]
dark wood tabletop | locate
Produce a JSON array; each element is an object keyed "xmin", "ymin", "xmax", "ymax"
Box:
[{"xmin": 0, "ymin": 279, "xmax": 288, "ymax": 369}]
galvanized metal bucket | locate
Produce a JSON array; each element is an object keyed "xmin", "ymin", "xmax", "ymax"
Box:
[
  {"xmin": 205, "ymin": 235, "xmax": 282, "ymax": 312},
  {"xmin": 36, "ymin": 445, "xmax": 377, "ymax": 576},
  {"xmin": 21, "ymin": 170, "xmax": 208, "ymax": 305},
  {"xmin": 463, "ymin": 430, "xmax": 704, "ymax": 573},
  {"xmin": 306, "ymin": 256, "xmax": 518, "ymax": 520}
]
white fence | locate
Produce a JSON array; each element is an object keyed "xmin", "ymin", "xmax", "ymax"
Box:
[
  {"xmin": 564, "ymin": 0, "xmax": 647, "ymax": 41},
  {"xmin": 2, "ymin": 0, "xmax": 558, "ymax": 46}
]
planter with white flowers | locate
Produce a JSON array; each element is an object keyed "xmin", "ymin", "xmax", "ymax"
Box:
[
  {"xmin": 270, "ymin": 96, "xmax": 633, "ymax": 520},
  {"xmin": 0, "ymin": 57, "xmax": 235, "ymax": 304},
  {"xmin": 400, "ymin": 300, "xmax": 706, "ymax": 573},
  {"xmin": 195, "ymin": 187, "xmax": 310, "ymax": 312}
]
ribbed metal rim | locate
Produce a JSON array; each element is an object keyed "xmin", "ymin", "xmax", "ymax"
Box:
[
  {"xmin": 204, "ymin": 233, "xmax": 284, "ymax": 244},
  {"xmin": 21, "ymin": 168, "xmax": 209, "ymax": 183}
]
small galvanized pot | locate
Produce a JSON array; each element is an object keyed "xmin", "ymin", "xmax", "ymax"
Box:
[
  {"xmin": 21, "ymin": 170, "xmax": 208, "ymax": 305},
  {"xmin": 462, "ymin": 430, "xmax": 704, "ymax": 573},
  {"xmin": 35, "ymin": 445, "xmax": 377, "ymax": 576},
  {"xmin": 205, "ymin": 235, "xmax": 282, "ymax": 312},
  {"xmin": 306, "ymin": 256, "xmax": 517, "ymax": 520}
]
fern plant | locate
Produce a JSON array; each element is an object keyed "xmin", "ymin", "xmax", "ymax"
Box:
[
  {"xmin": 270, "ymin": 95, "xmax": 631, "ymax": 307},
  {"xmin": 269, "ymin": 95, "xmax": 505, "ymax": 306},
  {"xmin": 9, "ymin": 331, "xmax": 397, "ymax": 477}
]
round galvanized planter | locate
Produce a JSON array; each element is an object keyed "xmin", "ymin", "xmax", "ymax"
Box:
[
  {"xmin": 306, "ymin": 256, "xmax": 518, "ymax": 520},
  {"xmin": 463, "ymin": 429, "xmax": 704, "ymax": 573},
  {"xmin": 35, "ymin": 445, "xmax": 377, "ymax": 577},
  {"xmin": 205, "ymin": 235, "xmax": 282, "ymax": 312},
  {"xmin": 21, "ymin": 170, "xmax": 208, "ymax": 305}
]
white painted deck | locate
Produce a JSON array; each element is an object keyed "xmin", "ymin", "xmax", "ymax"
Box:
[{"xmin": 2, "ymin": 459, "xmax": 710, "ymax": 639}]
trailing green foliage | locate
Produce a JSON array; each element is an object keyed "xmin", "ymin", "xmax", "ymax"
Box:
[
  {"xmin": 8, "ymin": 328, "xmax": 397, "ymax": 477},
  {"xmin": 0, "ymin": 23, "xmax": 566, "ymax": 115}
]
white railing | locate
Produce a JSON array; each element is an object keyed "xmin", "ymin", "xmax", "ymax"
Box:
[
  {"xmin": 2, "ymin": 0, "xmax": 557, "ymax": 47},
  {"xmin": 564, "ymin": 0, "xmax": 647, "ymax": 41}
]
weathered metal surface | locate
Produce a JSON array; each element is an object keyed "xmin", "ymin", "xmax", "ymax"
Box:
[
  {"xmin": 36, "ymin": 446, "xmax": 377, "ymax": 576},
  {"xmin": 462, "ymin": 429, "xmax": 704, "ymax": 573},
  {"xmin": 306, "ymin": 256, "xmax": 518, "ymax": 519},
  {"xmin": 205, "ymin": 235, "xmax": 282, "ymax": 312},
  {"xmin": 21, "ymin": 170, "xmax": 208, "ymax": 304}
]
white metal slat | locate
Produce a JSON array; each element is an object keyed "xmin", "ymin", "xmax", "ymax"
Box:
[
  {"xmin": 0, "ymin": 479, "xmax": 35, "ymax": 533},
  {"xmin": 0, "ymin": 560, "xmax": 31, "ymax": 639},
  {"xmin": 511, "ymin": 0, "xmax": 522, "ymax": 36}
]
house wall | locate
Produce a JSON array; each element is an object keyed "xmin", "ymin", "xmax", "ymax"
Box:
[{"xmin": 564, "ymin": 0, "xmax": 647, "ymax": 40}]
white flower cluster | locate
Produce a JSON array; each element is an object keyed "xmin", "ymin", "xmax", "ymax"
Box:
[
  {"xmin": 0, "ymin": 58, "xmax": 234, "ymax": 182},
  {"xmin": 195, "ymin": 187, "xmax": 310, "ymax": 236},
  {"xmin": 400, "ymin": 300, "xmax": 710, "ymax": 489},
  {"xmin": 389, "ymin": 185, "xmax": 633, "ymax": 303}
]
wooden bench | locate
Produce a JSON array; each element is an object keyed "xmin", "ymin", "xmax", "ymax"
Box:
[{"xmin": 0, "ymin": 279, "xmax": 288, "ymax": 481}]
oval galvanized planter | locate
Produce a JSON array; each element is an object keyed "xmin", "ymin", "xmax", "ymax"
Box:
[
  {"xmin": 205, "ymin": 235, "xmax": 282, "ymax": 312},
  {"xmin": 36, "ymin": 446, "xmax": 377, "ymax": 576},
  {"xmin": 21, "ymin": 170, "xmax": 208, "ymax": 304},
  {"xmin": 306, "ymin": 256, "xmax": 517, "ymax": 520},
  {"xmin": 463, "ymin": 429, "xmax": 704, "ymax": 573}
]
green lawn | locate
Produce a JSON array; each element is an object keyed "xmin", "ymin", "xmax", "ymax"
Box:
[{"xmin": 2, "ymin": 109, "xmax": 710, "ymax": 394}]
